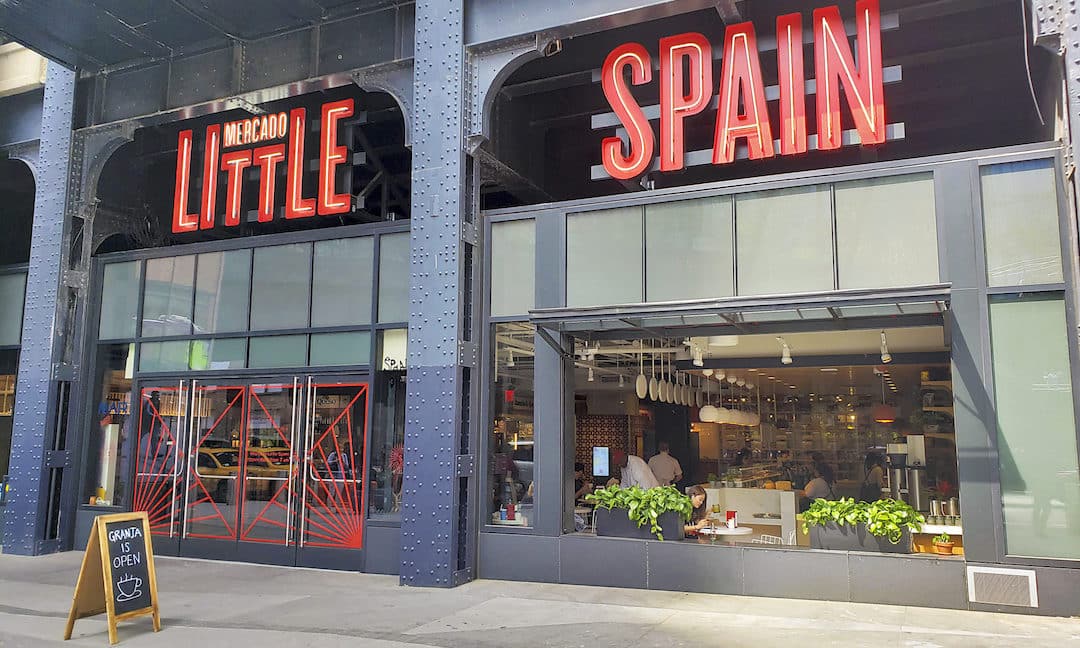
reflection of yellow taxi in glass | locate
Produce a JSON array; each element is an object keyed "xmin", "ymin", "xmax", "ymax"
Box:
[
  {"xmin": 196, "ymin": 449, "xmax": 239, "ymax": 502},
  {"xmin": 245, "ymin": 448, "xmax": 292, "ymax": 478}
]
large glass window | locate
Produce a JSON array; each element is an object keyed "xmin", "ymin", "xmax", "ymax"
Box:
[
  {"xmin": 982, "ymin": 160, "xmax": 1064, "ymax": 287},
  {"xmin": 99, "ymin": 261, "xmax": 141, "ymax": 339},
  {"xmin": 250, "ymin": 243, "xmax": 312, "ymax": 331},
  {"xmin": 310, "ymin": 331, "xmax": 371, "ymax": 366},
  {"xmin": 370, "ymin": 329, "xmax": 407, "ymax": 521},
  {"xmin": 989, "ymin": 295, "xmax": 1080, "ymax": 560},
  {"xmin": 0, "ymin": 272, "xmax": 26, "ymax": 346},
  {"xmin": 835, "ymin": 174, "xmax": 938, "ymax": 290},
  {"xmin": 248, "ymin": 335, "xmax": 308, "ymax": 369},
  {"xmin": 645, "ymin": 196, "xmax": 733, "ymax": 301},
  {"xmin": 490, "ymin": 220, "xmax": 536, "ymax": 317},
  {"xmin": 313, "ymin": 238, "xmax": 373, "ymax": 327},
  {"xmin": 142, "ymin": 255, "xmax": 195, "ymax": 337},
  {"xmin": 194, "ymin": 249, "xmax": 251, "ymax": 333},
  {"xmin": 488, "ymin": 322, "xmax": 535, "ymax": 528},
  {"xmin": 83, "ymin": 344, "xmax": 134, "ymax": 507},
  {"xmin": 378, "ymin": 232, "xmax": 410, "ymax": 323},
  {"xmin": 736, "ymin": 185, "xmax": 833, "ymax": 296},
  {"xmin": 567, "ymin": 207, "xmax": 643, "ymax": 306},
  {"xmin": 139, "ymin": 341, "xmax": 191, "ymax": 373}
]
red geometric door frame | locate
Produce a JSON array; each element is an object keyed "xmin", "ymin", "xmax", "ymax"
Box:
[
  {"xmin": 298, "ymin": 379, "xmax": 370, "ymax": 550},
  {"xmin": 132, "ymin": 382, "xmax": 187, "ymax": 538},
  {"xmin": 238, "ymin": 380, "xmax": 302, "ymax": 545},
  {"xmin": 181, "ymin": 382, "xmax": 245, "ymax": 541}
]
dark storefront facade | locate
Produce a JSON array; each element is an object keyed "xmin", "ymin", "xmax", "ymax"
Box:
[{"xmin": 2, "ymin": 0, "xmax": 1080, "ymax": 616}]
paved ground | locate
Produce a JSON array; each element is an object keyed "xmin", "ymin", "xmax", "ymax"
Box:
[{"xmin": 1, "ymin": 552, "xmax": 1078, "ymax": 647}]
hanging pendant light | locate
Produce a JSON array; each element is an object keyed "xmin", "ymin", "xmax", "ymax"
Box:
[
  {"xmin": 873, "ymin": 371, "xmax": 897, "ymax": 423},
  {"xmin": 636, "ymin": 340, "xmax": 648, "ymax": 399},
  {"xmin": 695, "ymin": 375, "xmax": 704, "ymax": 407},
  {"xmin": 716, "ymin": 376, "xmax": 730, "ymax": 424},
  {"xmin": 649, "ymin": 349, "xmax": 659, "ymax": 401},
  {"xmin": 699, "ymin": 376, "xmax": 718, "ymax": 422}
]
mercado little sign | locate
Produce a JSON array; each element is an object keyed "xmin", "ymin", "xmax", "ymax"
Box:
[
  {"xmin": 64, "ymin": 512, "xmax": 161, "ymax": 645},
  {"xmin": 172, "ymin": 98, "xmax": 355, "ymax": 233},
  {"xmin": 599, "ymin": 0, "xmax": 887, "ymax": 180}
]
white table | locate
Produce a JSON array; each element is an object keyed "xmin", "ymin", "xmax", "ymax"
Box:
[{"xmin": 697, "ymin": 525, "xmax": 754, "ymax": 544}]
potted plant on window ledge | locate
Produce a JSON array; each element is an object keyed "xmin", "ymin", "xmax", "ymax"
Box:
[
  {"xmin": 802, "ymin": 497, "xmax": 924, "ymax": 553},
  {"xmin": 586, "ymin": 485, "xmax": 692, "ymax": 541},
  {"xmin": 932, "ymin": 532, "xmax": 955, "ymax": 555}
]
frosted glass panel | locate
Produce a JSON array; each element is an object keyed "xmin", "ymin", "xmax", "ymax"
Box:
[
  {"xmin": 490, "ymin": 220, "xmax": 536, "ymax": 316},
  {"xmin": 567, "ymin": 207, "xmax": 643, "ymax": 307},
  {"xmin": 250, "ymin": 244, "xmax": 311, "ymax": 330},
  {"xmin": 378, "ymin": 232, "xmax": 410, "ymax": 323},
  {"xmin": 736, "ymin": 186, "xmax": 833, "ymax": 296},
  {"xmin": 139, "ymin": 341, "xmax": 191, "ymax": 372},
  {"xmin": 313, "ymin": 237, "xmax": 373, "ymax": 327},
  {"xmin": 99, "ymin": 261, "xmax": 142, "ymax": 339},
  {"xmin": 310, "ymin": 331, "xmax": 371, "ymax": 366},
  {"xmin": 836, "ymin": 174, "xmax": 938, "ymax": 289},
  {"xmin": 248, "ymin": 335, "xmax": 308, "ymax": 369},
  {"xmin": 645, "ymin": 196, "xmax": 733, "ymax": 301},
  {"xmin": 142, "ymin": 255, "xmax": 196, "ymax": 337},
  {"xmin": 990, "ymin": 296, "xmax": 1080, "ymax": 560},
  {"xmin": 0, "ymin": 272, "xmax": 26, "ymax": 346},
  {"xmin": 195, "ymin": 249, "xmax": 251, "ymax": 333},
  {"xmin": 982, "ymin": 160, "xmax": 1063, "ymax": 287}
]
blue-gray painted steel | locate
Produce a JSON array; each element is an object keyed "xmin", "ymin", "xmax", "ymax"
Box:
[
  {"xmin": 3, "ymin": 63, "xmax": 75, "ymax": 555},
  {"xmin": 401, "ymin": 0, "xmax": 473, "ymax": 587}
]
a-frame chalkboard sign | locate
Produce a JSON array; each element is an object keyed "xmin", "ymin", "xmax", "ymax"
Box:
[{"xmin": 64, "ymin": 512, "xmax": 161, "ymax": 645}]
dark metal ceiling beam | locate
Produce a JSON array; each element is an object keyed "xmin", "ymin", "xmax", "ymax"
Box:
[{"xmin": 714, "ymin": 0, "xmax": 742, "ymax": 23}]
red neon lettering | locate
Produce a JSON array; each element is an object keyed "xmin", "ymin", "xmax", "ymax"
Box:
[
  {"xmin": 253, "ymin": 144, "xmax": 285, "ymax": 222},
  {"xmin": 659, "ymin": 33, "xmax": 712, "ymax": 172},
  {"xmin": 200, "ymin": 125, "xmax": 221, "ymax": 230},
  {"xmin": 600, "ymin": 43, "xmax": 654, "ymax": 180},
  {"xmin": 285, "ymin": 108, "xmax": 316, "ymax": 219},
  {"xmin": 814, "ymin": 0, "xmax": 885, "ymax": 150},
  {"xmin": 713, "ymin": 22, "xmax": 774, "ymax": 164},
  {"xmin": 172, "ymin": 130, "xmax": 199, "ymax": 233},
  {"xmin": 221, "ymin": 150, "xmax": 252, "ymax": 227},
  {"xmin": 777, "ymin": 13, "xmax": 807, "ymax": 156},
  {"xmin": 318, "ymin": 98, "xmax": 354, "ymax": 216}
]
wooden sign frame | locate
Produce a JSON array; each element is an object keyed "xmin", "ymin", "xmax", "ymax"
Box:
[{"xmin": 64, "ymin": 512, "xmax": 161, "ymax": 645}]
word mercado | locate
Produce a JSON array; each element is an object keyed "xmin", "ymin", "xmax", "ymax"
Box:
[
  {"xmin": 599, "ymin": 0, "xmax": 891, "ymax": 180},
  {"xmin": 172, "ymin": 98, "xmax": 355, "ymax": 233}
]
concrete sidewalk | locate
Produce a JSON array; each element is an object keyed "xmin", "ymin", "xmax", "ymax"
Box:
[{"xmin": 1, "ymin": 552, "xmax": 1078, "ymax": 647}]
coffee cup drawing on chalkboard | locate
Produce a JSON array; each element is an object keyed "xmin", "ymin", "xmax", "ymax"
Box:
[{"xmin": 115, "ymin": 574, "xmax": 143, "ymax": 603}]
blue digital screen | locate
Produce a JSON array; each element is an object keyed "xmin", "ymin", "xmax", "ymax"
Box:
[{"xmin": 592, "ymin": 447, "xmax": 609, "ymax": 477}]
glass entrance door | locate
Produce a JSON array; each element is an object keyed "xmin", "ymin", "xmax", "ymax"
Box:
[{"xmin": 131, "ymin": 374, "xmax": 369, "ymax": 567}]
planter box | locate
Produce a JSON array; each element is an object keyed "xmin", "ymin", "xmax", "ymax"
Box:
[
  {"xmin": 809, "ymin": 522, "xmax": 912, "ymax": 553},
  {"xmin": 594, "ymin": 507, "xmax": 685, "ymax": 541}
]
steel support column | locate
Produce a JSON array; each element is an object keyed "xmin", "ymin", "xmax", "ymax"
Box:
[
  {"xmin": 401, "ymin": 0, "xmax": 477, "ymax": 586},
  {"xmin": 3, "ymin": 63, "xmax": 75, "ymax": 555}
]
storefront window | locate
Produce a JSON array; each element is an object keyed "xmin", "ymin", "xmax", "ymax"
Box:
[
  {"xmin": 989, "ymin": 295, "xmax": 1080, "ymax": 559},
  {"xmin": 490, "ymin": 220, "xmax": 536, "ymax": 317},
  {"xmin": 310, "ymin": 331, "xmax": 371, "ymax": 366},
  {"xmin": 981, "ymin": 160, "xmax": 1064, "ymax": 287},
  {"xmin": 378, "ymin": 232, "xmax": 410, "ymax": 323},
  {"xmin": 313, "ymin": 237, "xmax": 374, "ymax": 327},
  {"xmin": 190, "ymin": 338, "xmax": 247, "ymax": 370},
  {"xmin": 645, "ymin": 196, "xmax": 733, "ymax": 302},
  {"xmin": 488, "ymin": 322, "xmax": 535, "ymax": 527},
  {"xmin": 835, "ymin": 174, "xmax": 938, "ymax": 290},
  {"xmin": 84, "ymin": 344, "xmax": 134, "ymax": 506},
  {"xmin": 194, "ymin": 249, "xmax": 251, "ymax": 333},
  {"xmin": 142, "ymin": 255, "xmax": 195, "ymax": 337},
  {"xmin": 99, "ymin": 261, "xmax": 141, "ymax": 340},
  {"xmin": 736, "ymin": 185, "xmax": 833, "ymax": 296},
  {"xmin": 250, "ymin": 243, "xmax": 312, "ymax": 331},
  {"xmin": 139, "ymin": 340, "xmax": 191, "ymax": 373},
  {"xmin": 370, "ymin": 329, "xmax": 407, "ymax": 521},
  {"xmin": 567, "ymin": 207, "xmax": 643, "ymax": 307},
  {"xmin": 0, "ymin": 272, "xmax": 26, "ymax": 346},
  {"xmin": 248, "ymin": 335, "xmax": 308, "ymax": 368}
]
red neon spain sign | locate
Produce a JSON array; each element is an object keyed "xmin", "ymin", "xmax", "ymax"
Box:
[
  {"xmin": 600, "ymin": 0, "xmax": 885, "ymax": 180},
  {"xmin": 172, "ymin": 98, "xmax": 355, "ymax": 234}
]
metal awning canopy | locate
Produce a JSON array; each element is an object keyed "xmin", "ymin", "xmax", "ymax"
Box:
[
  {"xmin": 0, "ymin": 0, "xmax": 393, "ymax": 72},
  {"xmin": 530, "ymin": 284, "xmax": 950, "ymax": 340}
]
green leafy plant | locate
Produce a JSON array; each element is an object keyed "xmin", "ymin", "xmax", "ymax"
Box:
[
  {"xmin": 933, "ymin": 532, "xmax": 951, "ymax": 544},
  {"xmin": 585, "ymin": 485, "xmax": 693, "ymax": 541},
  {"xmin": 801, "ymin": 497, "xmax": 924, "ymax": 544},
  {"xmin": 706, "ymin": 473, "xmax": 719, "ymax": 483}
]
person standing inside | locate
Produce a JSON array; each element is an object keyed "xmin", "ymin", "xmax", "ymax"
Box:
[
  {"xmin": 648, "ymin": 442, "xmax": 683, "ymax": 487},
  {"xmin": 613, "ymin": 450, "xmax": 660, "ymax": 489}
]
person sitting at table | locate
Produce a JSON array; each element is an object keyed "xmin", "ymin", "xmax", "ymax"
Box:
[
  {"xmin": 800, "ymin": 462, "xmax": 837, "ymax": 511},
  {"xmin": 574, "ymin": 462, "xmax": 593, "ymax": 502},
  {"xmin": 684, "ymin": 485, "xmax": 711, "ymax": 535}
]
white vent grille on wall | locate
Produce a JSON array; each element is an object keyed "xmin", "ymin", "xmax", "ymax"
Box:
[{"xmin": 967, "ymin": 566, "xmax": 1038, "ymax": 608}]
